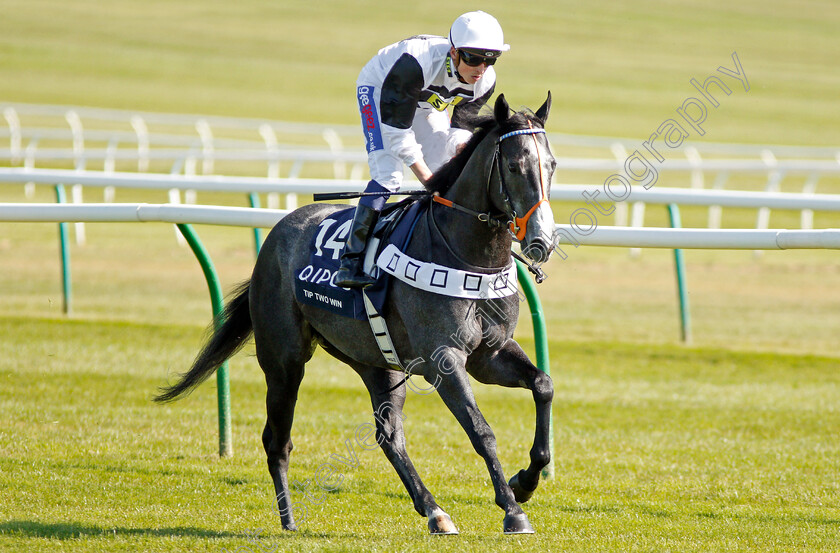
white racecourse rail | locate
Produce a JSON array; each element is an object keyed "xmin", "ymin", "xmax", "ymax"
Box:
[
  {"xmin": 3, "ymin": 168, "xmax": 840, "ymax": 211},
  {"xmin": 1, "ymin": 203, "xmax": 839, "ymax": 250}
]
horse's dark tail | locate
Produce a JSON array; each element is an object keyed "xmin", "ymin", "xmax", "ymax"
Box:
[{"xmin": 154, "ymin": 280, "xmax": 253, "ymax": 403}]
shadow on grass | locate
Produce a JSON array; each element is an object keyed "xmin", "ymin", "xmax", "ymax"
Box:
[
  {"xmin": 556, "ymin": 503, "xmax": 840, "ymax": 528},
  {"xmin": 559, "ymin": 503, "xmax": 622, "ymax": 515},
  {"xmin": 691, "ymin": 511, "xmax": 840, "ymax": 527},
  {"xmin": 0, "ymin": 520, "xmax": 238, "ymax": 540}
]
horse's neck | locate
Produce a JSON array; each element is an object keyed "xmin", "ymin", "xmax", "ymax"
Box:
[{"xmin": 428, "ymin": 154, "xmax": 512, "ymax": 270}]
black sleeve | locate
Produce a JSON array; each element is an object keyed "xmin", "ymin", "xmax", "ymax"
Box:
[
  {"xmin": 380, "ymin": 53, "xmax": 424, "ymax": 130},
  {"xmin": 451, "ymin": 82, "xmax": 496, "ymax": 130}
]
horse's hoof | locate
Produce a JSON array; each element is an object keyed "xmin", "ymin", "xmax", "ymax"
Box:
[
  {"xmin": 281, "ymin": 522, "xmax": 298, "ymax": 532},
  {"xmin": 428, "ymin": 509, "xmax": 459, "ymax": 535},
  {"xmin": 508, "ymin": 470, "xmax": 536, "ymax": 503},
  {"xmin": 503, "ymin": 512, "xmax": 535, "ymax": 534}
]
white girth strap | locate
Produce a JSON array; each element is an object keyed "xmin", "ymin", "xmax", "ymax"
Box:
[{"xmin": 362, "ymin": 288, "xmax": 404, "ymax": 371}]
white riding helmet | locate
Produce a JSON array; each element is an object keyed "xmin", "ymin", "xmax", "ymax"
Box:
[{"xmin": 449, "ymin": 11, "xmax": 510, "ymax": 55}]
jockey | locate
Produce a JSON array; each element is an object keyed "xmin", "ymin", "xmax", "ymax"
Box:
[{"xmin": 335, "ymin": 11, "xmax": 510, "ymax": 288}]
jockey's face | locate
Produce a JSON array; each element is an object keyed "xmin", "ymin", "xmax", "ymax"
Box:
[{"xmin": 451, "ymin": 47, "xmax": 491, "ymax": 85}]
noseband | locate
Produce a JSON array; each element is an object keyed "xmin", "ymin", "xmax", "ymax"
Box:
[{"xmin": 432, "ymin": 123, "xmax": 549, "ymax": 241}]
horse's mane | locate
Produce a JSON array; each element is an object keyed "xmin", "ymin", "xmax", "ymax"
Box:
[{"xmin": 424, "ymin": 108, "xmax": 544, "ymax": 195}]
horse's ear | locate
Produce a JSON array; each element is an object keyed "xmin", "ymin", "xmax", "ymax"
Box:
[
  {"xmin": 494, "ymin": 94, "xmax": 510, "ymax": 123},
  {"xmin": 535, "ymin": 91, "xmax": 552, "ymax": 125}
]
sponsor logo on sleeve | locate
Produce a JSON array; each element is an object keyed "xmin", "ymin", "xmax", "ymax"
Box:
[{"xmin": 357, "ymin": 86, "xmax": 384, "ymax": 152}]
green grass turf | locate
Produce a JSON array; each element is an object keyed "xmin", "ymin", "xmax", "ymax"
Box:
[{"xmin": 0, "ymin": 316, "xmax": 838, "ymax": 552}]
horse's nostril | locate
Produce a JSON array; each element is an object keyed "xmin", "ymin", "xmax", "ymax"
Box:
[{"xmin": 523, "ymin": 240, "xmax": 550, "ymax": 264}]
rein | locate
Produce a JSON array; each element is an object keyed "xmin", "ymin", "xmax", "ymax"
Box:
[{"xmin": 431, "ymin": 194, "xmax": 508, "ymax": 228}]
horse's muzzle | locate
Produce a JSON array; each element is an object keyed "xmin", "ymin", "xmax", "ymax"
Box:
[{"xmin": 520, "ymin": 202, "xmax": 556, "ymax": 265}]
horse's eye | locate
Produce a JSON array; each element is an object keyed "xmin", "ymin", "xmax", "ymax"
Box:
[{"xmin": 507, "ymin": 162, "xmax": 518, "ymax": 173}]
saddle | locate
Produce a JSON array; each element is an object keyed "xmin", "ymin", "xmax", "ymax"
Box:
[{"xmin": 294, "ymin": 198, "xmax": 425, "ymax": 321}]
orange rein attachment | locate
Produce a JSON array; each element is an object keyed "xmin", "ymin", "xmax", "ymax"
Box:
[
  {"xmin": 511, "ymin": 198, "xmax": 548, "ymax": 241},
  {"xmin": 432, "ymin": 195, "xmax": 454, "ymax": 208}
]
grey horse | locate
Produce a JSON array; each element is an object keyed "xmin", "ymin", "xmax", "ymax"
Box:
[{"xmin": 155, "ymin": 93, "xmax": 557, "ymax": 535}]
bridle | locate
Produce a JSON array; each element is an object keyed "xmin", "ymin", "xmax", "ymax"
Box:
[{"xmin": 432, "ymin": 121, "xmax": 549, "ymax": 241}]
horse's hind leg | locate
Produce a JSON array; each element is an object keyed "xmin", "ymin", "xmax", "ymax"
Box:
[
  {"xmin": 467, "ymin": 339, "xmax": 553, "ymax": 504},
  {"xmin": 260, "ymin": 362, "xmax": 306, "ymax": 531},
  {"xmin": 251, "ymin": 271, "xmax": 316, "ymax": 530},
  {"xmin": 356, "ymin": 367, "xmax": 458, "ymax": 535}
]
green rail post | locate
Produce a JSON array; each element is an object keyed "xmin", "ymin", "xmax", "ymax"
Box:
[
  {"xmin": 54, "ymin": 184, "xmax": 72, "ymax": 315},
  {"xmin": 667, "ymin": 204, "xmax": 692, "ymax": 344},
  {"xmin": 176, "ymin": 223, "xmax": 233, "ymax": 458},
  {"xmin": 248, "ymin": 193, "xmax": 263, "ymax": 256},
  {"xmin": 515, "ymin": 260, "xmax": 554, "ymax": 480}
]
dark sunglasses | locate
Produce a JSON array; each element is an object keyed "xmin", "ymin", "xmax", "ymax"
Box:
[{"xmin": 457, "ymin": 49, "xmax": 498, "ymax": 67}]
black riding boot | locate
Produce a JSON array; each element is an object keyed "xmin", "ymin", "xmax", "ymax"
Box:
[{"xmin": 334, "ymin": 204, "xmax": 380, "ymax": 288}]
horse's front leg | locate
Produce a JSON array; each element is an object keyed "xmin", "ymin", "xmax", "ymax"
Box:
[
  {"xmin": 467, "ymin": 339, "xmax": 553, "ymax": 503},
  {"xmin": 428, "ymin": 347, "xmax": 535, "ymax": 534},
  {"xmin": 356, "ymin": 366, "xmax": 458, "ymax": 535}
]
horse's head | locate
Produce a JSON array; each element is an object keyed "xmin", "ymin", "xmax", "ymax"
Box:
[
  {"xmin": 488, "ymin": 93, "xmax": 557, "ymax": 264},
  {"xmin": 425, "ymin": 93, "xmax": 557, "ymax": 266}
]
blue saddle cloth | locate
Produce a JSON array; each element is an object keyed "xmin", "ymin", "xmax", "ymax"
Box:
[{"xmin": 294, "ymin": 199, "xmax": 425, "ymax": 320}]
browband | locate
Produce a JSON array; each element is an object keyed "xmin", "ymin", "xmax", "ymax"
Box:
[{"xmin": 497, "ymin": 128, "xmax": 546, "ymax": 142}]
